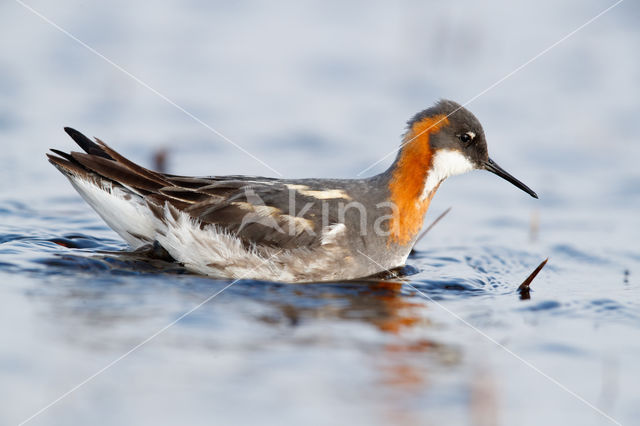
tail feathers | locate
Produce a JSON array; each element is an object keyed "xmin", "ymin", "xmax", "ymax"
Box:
[
  {"xmin": 47, "ymin": 151, "xmax": 94, "ymax": 181},
  {"xmin": 63, "ymin": 127, "xmax": 113, "ymax": 160},
  {"xmin": 49, "ymin": 127, "xmax": 172, "ymax": 197},
  {"xmin": 48, "ymin": 128, "xmax": 162, "ymax": 248},
  {"xmin": 62, "ymin": 127, "xmax": 168, "ymax": 186},
  {"xmin": 47, "ymin": 127, "xmax": 194, "ymax": 247}
]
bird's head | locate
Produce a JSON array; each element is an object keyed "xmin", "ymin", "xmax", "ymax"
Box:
[
  {"xmin": 404, "ymin": 99, "xmax": 538, "ymax": 199},
  {"xmin": 386, "ymin": 99, "xmax": 538, "ymax": 246}
]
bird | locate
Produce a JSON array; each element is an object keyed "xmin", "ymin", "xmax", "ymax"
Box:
[{"xmin": 47, "ymin": 99, "xmax": 537, "ymax": 282}]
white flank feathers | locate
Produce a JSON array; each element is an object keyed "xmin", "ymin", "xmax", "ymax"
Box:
[{"xmin": 67, "ymin": 176, "xmax": 155, "ymax": 248}]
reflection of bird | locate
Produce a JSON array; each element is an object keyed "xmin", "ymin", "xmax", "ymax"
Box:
[{"xmin": 47, "ymin": 100, "xmax": 537, "ymax": 282}]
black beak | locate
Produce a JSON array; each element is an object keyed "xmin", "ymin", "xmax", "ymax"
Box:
[{"xmin": 484, "ymin": 158, "xmax": 538, "ymax": 199}]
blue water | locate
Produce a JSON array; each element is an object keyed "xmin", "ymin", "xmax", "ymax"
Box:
[{"xmin": 2, "ymin": 1, "xmax": 640, "ymax": 425}]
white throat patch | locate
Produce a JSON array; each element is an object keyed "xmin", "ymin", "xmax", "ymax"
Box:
[{"xmin": 421, "ymin": 150, "xmax": 474, "ymax": 200}]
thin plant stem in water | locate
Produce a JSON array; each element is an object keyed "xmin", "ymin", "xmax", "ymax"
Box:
[{"xmin": 518, "ymin": 258, "xmax": 549, "ymax": 300}]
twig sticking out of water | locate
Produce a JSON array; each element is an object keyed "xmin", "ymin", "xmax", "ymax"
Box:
[
  {"xmin": 414, "ymin": 207, "xmax": 452, "ymax": 246},
  {"xmin": 518, "ymin": 258, "xmax": 548, "ymax": 300}
]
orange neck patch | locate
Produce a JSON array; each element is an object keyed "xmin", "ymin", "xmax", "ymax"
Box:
[{"xmin": 387, "ymin": 114, "xmax": 449, "ymax": 246}]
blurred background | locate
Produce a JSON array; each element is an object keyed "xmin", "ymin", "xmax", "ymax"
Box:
[{"xmin": 1, "ymin": 0, "xmax": 639, "ymax": 425}]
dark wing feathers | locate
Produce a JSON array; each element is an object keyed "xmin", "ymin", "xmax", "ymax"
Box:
[
  {"xmin": 162, "ymin": 176, "xmax": 217, "ymax": 189},
  {"xmin": 158, "ymin": 187, "xmax": 206, "ymax": 202},
  {"xmin": 146, "ymin": 193, "xmax": 191, "ymax": 211},
  {"xmin": 49, "ymin": 127, "xmax": 332, "ymax": 249},
  {"xmin": 95, "ymin": 138, "xmax": 170, "ymax": 186},
  {"xmin": 70, "ymin": 152, "xmax": 160, "ymax": 194}
]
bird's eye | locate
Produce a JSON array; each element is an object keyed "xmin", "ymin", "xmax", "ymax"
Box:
[{"xmin": 459, "ymin": 132, "xmax": 475, "ymax": 144}]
